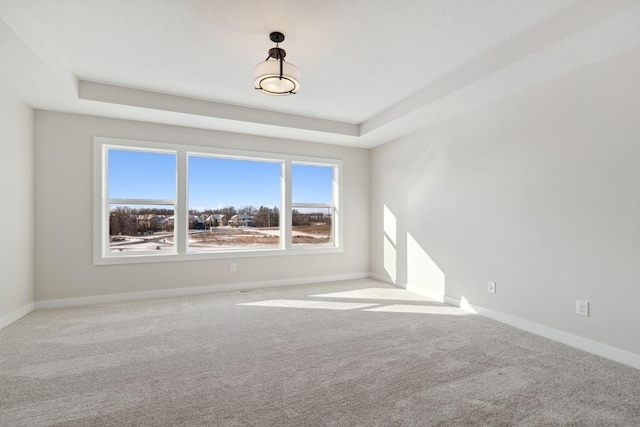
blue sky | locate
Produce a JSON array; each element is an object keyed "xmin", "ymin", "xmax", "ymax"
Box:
[{"xmin": 108, "ymin": 150, "xmax": 333, "ymax": 210}]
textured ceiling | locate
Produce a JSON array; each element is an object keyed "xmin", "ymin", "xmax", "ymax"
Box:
[{"xmin": 1, "ymin": 0, "xmax": 639, "ymax": 147}]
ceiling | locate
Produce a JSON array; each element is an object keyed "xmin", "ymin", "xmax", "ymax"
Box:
[{"xmin": 1, "ymin": 0, "xmax": 639, "ymax": 148}]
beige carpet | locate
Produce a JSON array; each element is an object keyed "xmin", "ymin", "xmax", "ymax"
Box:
[{"xmin": 1, "ymin": 278, "xmax": 639, "ymax": 426}]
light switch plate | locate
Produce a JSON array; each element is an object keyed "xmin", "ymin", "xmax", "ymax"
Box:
[{"xmin": 488, "ymin": 281, "xmax": 496, "ymax": 294}]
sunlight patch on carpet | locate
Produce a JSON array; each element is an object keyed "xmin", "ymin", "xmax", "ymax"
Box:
[
  {"xmin": 311, "ymin": 288, "xmax": 430, "ymax": 302},
  {"xmin": 364, "ymin": 304, "xmax": 469, "ymax": 315},
  {"xmin": 238, "ymin": 299, "xmax": 378, "ymax": 310}
]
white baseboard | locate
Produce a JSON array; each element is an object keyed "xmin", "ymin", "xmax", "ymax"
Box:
[
  {"xmin": 0, "ymin": 303, "xmax": 35, "ymax": 331},
  {"xmin": 369, "ymin": 273, "xmax": 640, "ymax": 370},
  {"xmin": 34, "ymin": 272, "xmax": 370, "ymax": 309},
  {"xmin": 443, "ymin": 295, "xmax": 460, "ymax": 307},
  {"xmin": 403, "ymin": 282, "xmax": 446, "ymax": 303},
  {"xmin": 369, "ymin": 274, "xmax": 445, "ymax": 302},
  {"xmin": 369, "ymin": 272, "xmax": 396, "ymax": 286},
  {"xmin": 444, "ymin": 295, "xmax": 640, "ymax": 371}
]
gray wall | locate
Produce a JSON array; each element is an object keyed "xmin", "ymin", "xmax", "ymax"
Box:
[
  {"xmin": 35, "ymin": 112, "xmax": 370, "ymax": 302},
  {"xmin": 370, "ymin": 47, "xmax": 640, "ymax": 355},
  {"xmin": 0, "ymin": 86, "xmax": 34, "ymax": 320}
]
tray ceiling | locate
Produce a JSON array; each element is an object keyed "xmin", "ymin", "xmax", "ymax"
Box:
[{"xmin": 1, "ymin": 0, "xmax": 639, "ymax": 147}]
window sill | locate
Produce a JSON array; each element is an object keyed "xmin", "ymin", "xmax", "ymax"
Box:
[{"xmin": 94, "ymin": 245, "xmax": 343, "ymax": 266}]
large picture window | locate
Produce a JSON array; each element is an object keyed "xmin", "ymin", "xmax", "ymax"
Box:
[
  {"xmin": 94, "ymin": 137, "xmax": 342, "ymax": 264},
  {"xmin": 187, "ymin": 155, "xmax": 281, "ymax": 252}
]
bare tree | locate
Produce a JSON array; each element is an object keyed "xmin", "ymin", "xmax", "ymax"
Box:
[
  {"xmin": 255, "ymin": 206, "xmax": 278, "ymax": 228},
  {"xmin": 110, "ymin": 206, "xmax": 136, "ymax": 236},
  {"xmin": 238, "ymin": 205, "xmax": 257, "ymax": 217},
  {"xmin": 292, "ymin": 209, "xmax": 302, "ymax": 226}
]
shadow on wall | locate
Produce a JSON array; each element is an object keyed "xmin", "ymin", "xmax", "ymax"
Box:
[{"xmin": 383, "ymin": 204, "xmax": 446, "ymax": 300}]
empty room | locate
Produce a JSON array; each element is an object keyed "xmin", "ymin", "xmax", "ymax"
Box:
[{"xmin": 1, "ymin": 0, "xmax": 639, "ymax": 425}]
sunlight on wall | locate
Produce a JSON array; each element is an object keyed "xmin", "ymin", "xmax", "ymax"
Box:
[
  {"xmin": 364, "ymin": 304, "xmax": 468, "ymax": 315},
  {"xmin": 406, "ymin": 232, "xmax": 445, "ymax": 298},
  {"xmin": 383, "ymin": 205, "xmax": 397, "ymax": 282},
  {"xmin": 238, "ymin": 300, "xmax": 378, "ymax": 310},
  {"xmin": 383, "ymin": 238, "xmax": 397, "ymax": 282},
  {"xmin": 384, "ymin": 205, "xmax": 397, "ymax": 243},
  {"xmin": 459, "ymin": 296, "xmax": 478, "ymax": 314}
]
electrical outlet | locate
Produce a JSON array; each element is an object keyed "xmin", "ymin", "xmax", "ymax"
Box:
[
  {"xmin": 229, "ymin": 263, "xmax": 236, "ymax": 272},
  {"xmin": 488, "ymin": 281, "xmax": 496, "ymax": 294},
  {"xmin": 576, "ymin": 300, "xmax": 589, "ymax": 317}
]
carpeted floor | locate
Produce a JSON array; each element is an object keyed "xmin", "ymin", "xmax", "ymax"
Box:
[{"xmin": 1, "ymin": 278, "xmax": 639, "ymax": 426}]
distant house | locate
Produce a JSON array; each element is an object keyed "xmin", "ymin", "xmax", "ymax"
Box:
[
  {"xmin": 203, "ymin": 214, "xmax": 226, "ymax": 227},
  {"xmin": 136, "ymin": 214, "xmax": 161, "ymax": 231},
  {"xmin": 229, "ymin": 214, "xmax": 254, "ymax": 227},
  {"xmin": 188, "ymin": 215, "xmax": 204, "ymax": 229},
  {"xmin": 307, "ymin": 212, "xmax": 325, "ymax": 222},
  {"xmin": 213, "ymin": 214, "xmax": 226, "ymax": 225},
  {"xmin": 136, "ymin": 214, "xmax": 174, "ymax": 232},
  {"xmin": 166, "ymin": 216, "xmax": 175, "ymax": 230},
  {"xmin": 155, "ymin": 218, "xmax": 171, "ymax": 231}
]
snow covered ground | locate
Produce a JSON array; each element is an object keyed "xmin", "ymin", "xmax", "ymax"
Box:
[{"xmin": 109, "ymin": 226, "xmax": 329, "ymax": 252}]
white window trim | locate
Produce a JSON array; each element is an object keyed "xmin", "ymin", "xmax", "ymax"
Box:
[
  {"xmin": 93, "ymin": 137, "xmax": 343, "ymax": 265},
  {"xmin": 291, "ymin": 160, "xmax": 340, "ymax": 250}
]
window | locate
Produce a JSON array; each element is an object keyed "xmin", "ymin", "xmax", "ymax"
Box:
[
  {"xmin": 187, "ymin": 155, "xmax": 281, "ymax": 252},
  {"xmin": 94, "ymin": 137, "xmax": 342, "ymax": 264},
  {"xmin": 292, "ymin": 163, "xmax": 336, "ymax": 246},
  {"xmin": 106, "ymin": 149, "xmax": 176, "ymax": 254}
]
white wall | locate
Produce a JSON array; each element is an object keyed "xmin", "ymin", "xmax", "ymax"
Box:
[
  {"xmin": 0, "ymin": 86, "xmax": 34, "ymax": 325},
  {"xmin": 371, "ymin": 47, "xmax": 640, "ymax": 356},
  {"xmin": 34, "ymin": 112, "xmax": 370, "ymax": 302}
]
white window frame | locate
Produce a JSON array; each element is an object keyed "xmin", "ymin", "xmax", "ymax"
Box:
[
  {"xmin": 94, "ymin": 137, "xmax": 343, "ymax": 265},
  {"xmin": 291, "ymin": 161, "xmax": 339, "ymax": 248}
]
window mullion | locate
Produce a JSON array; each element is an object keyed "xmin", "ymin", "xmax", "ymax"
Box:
[
  {"xmin": 283, "ymin": 159, "xmax": 292, "ymax": 250},
  {"xmin": 101, "ymin": 144, "xmax": 109, "ymax": 258},
  {"xmin": 108, "ymin": 198, "xmax": 176, "ymax": 205},
  {"xmin": 334, "ymin": 164, "xmax": 341, "ymax": 249},
  {"xmin": 292, "ymin": 203, "xmax": 333, "ymax": 209},
  {"xmin": 176, "ymin": 151, "xmax": 187, "ymax": 255}
]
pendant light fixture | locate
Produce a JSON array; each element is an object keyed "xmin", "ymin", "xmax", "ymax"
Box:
[{"xmin": 254, "ymin": 32, "xmax": 300, "ymax": 96}]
